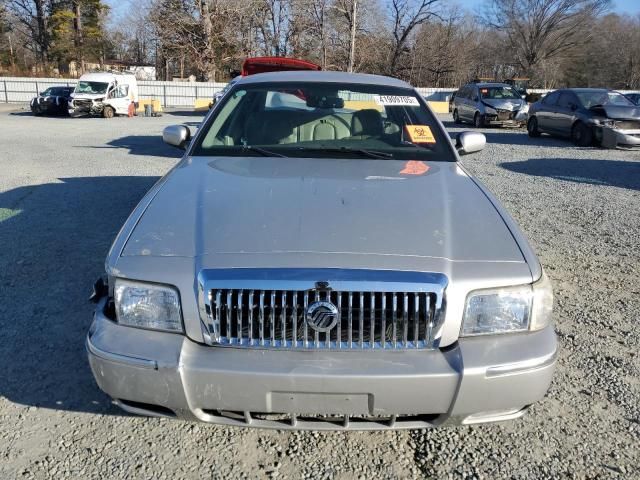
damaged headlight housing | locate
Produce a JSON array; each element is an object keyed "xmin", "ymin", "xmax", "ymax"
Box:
[
  {"xmin": 114, "ymin": 279, "xmax": 183, "ymax": 332},
  {"xmin": 461, "ymin": 272, "xmax": 553, "ymax": 336}
]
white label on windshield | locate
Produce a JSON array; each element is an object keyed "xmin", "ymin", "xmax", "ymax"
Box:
[{"xmin": 374, "ymin": 95, "xmax": 420, "ymax": 106}]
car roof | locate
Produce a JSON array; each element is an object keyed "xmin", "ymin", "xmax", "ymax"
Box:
[
  {"xmin": 234, "ymin": 70, "xmax": 412, "ymax": 88},
  {"xmin": 468, "ymin": 82, "xmax": 512, "ymax": 88},
  {"xmin": 565, "ymin": 88, "xmax": 610, "ymax": 93}
]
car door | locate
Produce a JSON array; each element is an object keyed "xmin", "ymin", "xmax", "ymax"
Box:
[
  {"xmin": 107, "ymin": 85, "xmax": 131, "ymax": 114},
  {"xmin": 535, "ymin": 90, "xmax": 560, "ymax": 133},
  {"xmin": 454, "ymin": 86, "xmax": 468, "ymax": 119},
  {"xmin": 553, "ymin": 92, "xmax": 579, "ymax": 136}
]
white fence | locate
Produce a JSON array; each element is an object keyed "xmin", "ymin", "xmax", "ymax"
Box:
[
  {"xmin": 4, "ymin": 76, "xmax": 637, "ymax": 107},
  {"xmin": 0, "ymin": 76, "xmax": 228, "ymax": 107},
  {"xmin": 0, "ymin": 76, "xmax": 463, "ymax": 106}
]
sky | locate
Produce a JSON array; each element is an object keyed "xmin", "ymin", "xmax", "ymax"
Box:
[
  {"xmin": 105, "ymin": 0, "xmax": 640, "ymax": 23},
  {"xmin": 451, "ymin": 0, "xmax": 639, "ymax": 16}
]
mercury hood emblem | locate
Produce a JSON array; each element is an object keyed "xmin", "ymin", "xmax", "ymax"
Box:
[{"xmin": 306, "ymin": 301, "xmax": 339, "ymax": 332}]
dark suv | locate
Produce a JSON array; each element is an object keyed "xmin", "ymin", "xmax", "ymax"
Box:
[{"xmin": 30, "ymin": 86, "xmax": 74, "ymax": 116}]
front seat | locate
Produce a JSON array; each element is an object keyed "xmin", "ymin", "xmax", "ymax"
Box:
[{"xmin": 351, "ymin": 109, "xmax": 383, "ymax": 138}]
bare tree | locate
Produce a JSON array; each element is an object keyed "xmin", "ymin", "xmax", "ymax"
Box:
[
  {"xmin": 484, "ymin": 0, "xmax": 611, "ymax": 77},
  {"xmin": 6, "ymin": 0, "xmax": 52, "ymax": 71},
  {"xmin": 387, "ymin": 0, "xmax": 441, "ymax": 77}
]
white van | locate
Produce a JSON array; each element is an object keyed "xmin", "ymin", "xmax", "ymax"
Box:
[{"xmin": 68, "ymin": 72, "xmax": 139, "ymax": 118}]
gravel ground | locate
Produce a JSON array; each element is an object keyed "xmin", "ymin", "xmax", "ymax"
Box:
[{"xmin": 0, "ymin": 106, "xmax": 638, "ymax": 479}]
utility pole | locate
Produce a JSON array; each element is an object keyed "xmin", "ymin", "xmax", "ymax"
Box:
[{"xmin": 348, "ymin": 0, "xmax": 357, "ymax": 73}]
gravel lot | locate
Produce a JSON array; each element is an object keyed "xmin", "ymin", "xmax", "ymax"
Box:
[{"xmin": 0, "ymin": 105, "xmax": 638, "ymax": 479}]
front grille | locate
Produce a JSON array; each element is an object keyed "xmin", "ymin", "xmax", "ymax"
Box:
[
  {"xmin": 496, "ymin": 109, "xmax": 517, "ymax": 121},
  {"xmin": 198, "ymin": 269, "xmax": 446, "ymax": 351},
  {"xmin": 73, "ymin": 99, "xmax": 93, "ymax": 109},
  {"xmin": 205, "ymin": 288, "xmax": 439, "ymax": 350}
]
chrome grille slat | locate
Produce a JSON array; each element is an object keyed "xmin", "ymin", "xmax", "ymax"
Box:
[
  {"xmin": 270, "ymin": 290, "xmax": 276, "ymax": 345},
  {"xmin": 208, "ymin": 288, "xmax": 441, "ymax": 350}
]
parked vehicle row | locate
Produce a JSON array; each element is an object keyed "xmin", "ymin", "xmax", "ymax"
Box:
[
  {"xmin": 450, "ymin": 81, "xmax": 640, "ymax": 149},
  {"xmin": 29, "ymin": 71, "xmax": 139, "ymax": 118}
]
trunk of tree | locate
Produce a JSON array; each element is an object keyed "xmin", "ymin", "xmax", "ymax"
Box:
[
  {"xmin": 73, "ymin": 1, "xmax": 84, "ymax": 74},
  {"xmin": 34, "ymin": 0, "xmax": 49, "ymax": 70}
]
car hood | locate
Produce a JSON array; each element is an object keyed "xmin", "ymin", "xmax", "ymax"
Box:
[
  {"xmin": 590, "ymin": 104, "xmax": 640, "ymax": 120},
  {"xmin": 482, "ymin": 98, "xmax": 525, "ymax": 110},
  {"xmin": 121, "ymin": 156, "xmax": 525, "ymax": 268},
  {"xmin": 71, "ymin": 93, "xmax": 105, "ymax": 100}
]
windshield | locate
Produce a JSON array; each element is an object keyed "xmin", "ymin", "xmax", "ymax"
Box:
[
  {"xmin": 479, "ymin": 86, "xmax": 521, "ymax": 100},
  {"xmin": 193, "ymin": 82, "xmax": 455, "ymax": 161},
  {"xmin": 75, "ymin": 81, "xmax": 109, "ymax": 95},
  {"xmin": 575, "ymin": 91, "xmax": 635, "ymax": 108}
]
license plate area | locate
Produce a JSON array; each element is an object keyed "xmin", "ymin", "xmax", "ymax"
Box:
[{"xmin": 268, "ymin": 392, "xmax": 371, "ymax": 415}]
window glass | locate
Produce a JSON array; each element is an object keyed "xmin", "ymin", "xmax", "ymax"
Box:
[
  {"xmin": 542, "ymin": 91, "xmax": 560, "ymax": 105},
  {"xmin": 193, "ymin": 81, "xmax": 455, "ymax": 161},
  {"xmin": 575, "ymin": 90, "xmax": 635, "ymax": 108},
  {"xmin": 76, "ymin": 81, "xmax": 109, "ymax": 95},
  {"xmin": 478, "ymin": 86, "xmax": 520, "ymax": 100},
  {"xmin": 557, "ymin": 93, "xmax": 574, "ymax": 108}
]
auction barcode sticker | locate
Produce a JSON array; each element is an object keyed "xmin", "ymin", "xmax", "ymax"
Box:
[{"xmin": 374, "ymin": 95, "xmax": 420, "ymax": 106}]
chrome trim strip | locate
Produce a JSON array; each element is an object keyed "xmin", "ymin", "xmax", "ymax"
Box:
[
  {"xmin": 86, "ymin": 335, "xmax": 157, "ymax": 370},
  {"xmin": 485, "ymin": 351, "xmax": 557, "ymax": 378}
]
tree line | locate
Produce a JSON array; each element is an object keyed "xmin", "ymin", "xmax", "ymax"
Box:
[{"xmin": 2, "ymin": 0, "xmax": 640, "ymax": 89}]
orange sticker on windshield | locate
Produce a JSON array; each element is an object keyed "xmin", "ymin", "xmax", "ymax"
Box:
[
  {"xmin": 400, "ymin": 161, "xmax": 429, "ymax": 175},
  {"xmin": 405, "ymin": 125, "xmax": 436, "ymax": 144}
]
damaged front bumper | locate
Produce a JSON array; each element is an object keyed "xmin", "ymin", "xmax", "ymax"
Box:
[
  {"xmin": 599, "ymin": 126, "xmax": 640, "ymax": 149},
  {"xmin": 68, "ymin": 99, "xmax": 104, "ymax": 116},
  {"xmin": 484, "ymin": 108, "xmax": 528, "ymax": 127},
  {"xmin": 86, "ymin": 298, "xmax": 557, "ymax": 430}
]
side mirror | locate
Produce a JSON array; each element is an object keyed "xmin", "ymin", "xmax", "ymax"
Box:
[
  {"xmin": 456, "ymin": 131, "xmax": 486, "ymax": 155},
  {"xmin": 569, "ymin": 103, "xmax": 578, "ymax": 111},
  {"xmin": 163, "ymin": 125, "xmax": 191, "ymax": 150}
]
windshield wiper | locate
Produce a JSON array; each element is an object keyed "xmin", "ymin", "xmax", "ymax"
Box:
[
  {"xmin": 294, "ymin": 146, "xmax": 393, "ymax": 159},
  {"xmin": 241, "ymin": 145, "xmax": 288, "ymax": 157}
]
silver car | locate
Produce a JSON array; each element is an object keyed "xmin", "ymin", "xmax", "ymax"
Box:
[
  {"xmin": 87, "ymin": 71, "xmax": 556, "ymax": 430},
  {"xmin": 453, "ymin": 82, "xmax": 529, "ymax": 128}
]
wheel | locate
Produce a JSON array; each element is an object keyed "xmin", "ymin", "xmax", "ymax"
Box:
[
  {"xmin": 527, "ymin": 116, "xmax": 541, "ymax": 137},
  {"xmin": 473, "ymin": 112, "xmax": 484, "ymax": 128},
  {"xmin": 103, "ymin": 106, "xmax": 115, "ymax": 119},
  {"xmin": 453, "ymin": 109, "xmax": 461, "ymax": 124},
  {"xmin": 571, "ymin": 122, "xmax": 592, "ymax": 146}
]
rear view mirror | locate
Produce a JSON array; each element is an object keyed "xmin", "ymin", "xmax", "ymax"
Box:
[
  {"xmin": 163, "ymin": 125, "xmax": 191, "ymax": 150},
  {"xmin": 456, "ymin": 131, "xmax": 486, "ymax": 155}
]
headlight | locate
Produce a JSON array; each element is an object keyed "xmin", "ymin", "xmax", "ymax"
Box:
[
  {"xmin": 461, "ymin": 272, "xmax": 553, "ymax": 336},
  {"xmin": 484, "ymin": 106, "xmax": 497, "ymax": 115},
  {"xmin": 519, "ymin": 103, "xmax": 529, "ymax": 113},
  {"xmin": 114, "ymin": 279, "xmax": 183, "ymax": 332}
]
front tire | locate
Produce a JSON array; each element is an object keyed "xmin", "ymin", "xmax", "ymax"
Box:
[
  {"xmin": 527, "ymin": 116, "xmax": 541, "ymax": 137},
  {"xmin": 453, "ymin": 109, "xmax": 461, "ymax": 124},
  {"xmin": 103, "ymin": 106, "xmax": 115, "ymax": 119},
  {"xmin": 474, "ymin": 112, "xmax": 485, "ymax": 128},
  {"xmin": 571, "ymin": 122, "xmax": 592, "ymax": 146}
]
